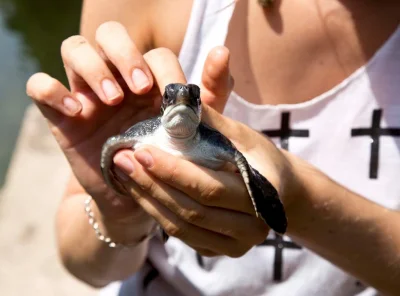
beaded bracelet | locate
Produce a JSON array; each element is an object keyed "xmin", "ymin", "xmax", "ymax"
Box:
[{"xmin": 84, "ymin": 196, "xmax": 159, "ymax": 248}]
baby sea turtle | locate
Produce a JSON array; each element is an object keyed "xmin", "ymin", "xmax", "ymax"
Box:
[{"xmin": 100, "ymin": 83, "xmax": 287, "ymax": 234}]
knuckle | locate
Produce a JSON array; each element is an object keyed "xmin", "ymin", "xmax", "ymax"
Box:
[
  {"xmin": 180, "ymin": 207, "xmax": 206, "ymax": 224},
  {"xmin": 163, "ymin": 221, "xmax": 186, "ymax": 238},
  {"xmin": 227, "ymin": 245, "xmax": 251, "ymax": 258},
  {"xmin": 167, "ymin": 160, "xmax": 181, "ymax": 183},
  {"xmin": 201, "ymin": 181, "xmax": 225, "ymax": 205},
  {"xmin": 148, "ymin": 47, "xmax": 174, "ymax": 56},
  {"xmin": 139, "ymin": 178, "xmax": 157, "ymax": 196},
  {"xmin": 95, "ymin": 22, "xmax": 145, "ymax": 70},
  {"xmin": 95, "ymin": 21, "xmax": 125, "ymax": 41},
  {"xmin": 220, "ymin": 228, "xmax": 237, "ymax": 238},
  {"xmin": 144, "ymin": 47, "xmax": 175, "ymax": 62},
  {"xmin": 61, "ymin": 35, "xmax": 87, "ymax": 56}
]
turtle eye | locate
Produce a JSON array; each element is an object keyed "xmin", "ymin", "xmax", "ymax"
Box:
[
  {"xmin": 165, "ymin": 84, "xmax": 176, "ymax": 98},
  {"xmin": 163, "ymin": 84, "xmax": 179, "ymax": 105},
  {"xmin": 188, "ymin": 84, "xmax": 200, "ymax": 99}
]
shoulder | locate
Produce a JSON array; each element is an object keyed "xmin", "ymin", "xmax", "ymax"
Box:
[
  {"xmin": 149, "ymin": 0, "xmax": 194, "ymax": 55},
  {"xmin": 80, "ymin": 0, "xmax": 193, "ymax": 55}
]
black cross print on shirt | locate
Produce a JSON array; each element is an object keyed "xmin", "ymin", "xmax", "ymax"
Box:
[
  {"xmin": 262, "ymin": 112, "xmax": 309, "ymax": 150},
  {"xmin": 195, "ymin": 233, "xmax": 302, "ymax": 281},
  {"xmin": 258, "ymin": 232, "xmax": 302, "ymax": 282},
  {"xmin": 351, "ymin": 109, "xmax": 400, "ymax": 179},
  {"xmin": 195, "ymin": 113, "xmax": 307, "ymax": 271}
]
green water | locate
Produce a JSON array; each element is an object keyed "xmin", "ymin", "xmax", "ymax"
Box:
[{"xmin": 0, "ymin": 0, "xmax": 81, "ymax": 187}]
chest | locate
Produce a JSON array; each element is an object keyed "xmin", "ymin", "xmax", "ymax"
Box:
[
  {"xmin": 224, "ymin": 0, "xmax": 399, "ymax": 106},
  {"xmin": 223, "ymin": 67, "xmax": 400, "ymax": 208}
]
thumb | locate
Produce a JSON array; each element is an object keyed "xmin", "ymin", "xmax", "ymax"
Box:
[{"xmin": 200, "ymin": 46, "xmax": 234, "ymax": 113}]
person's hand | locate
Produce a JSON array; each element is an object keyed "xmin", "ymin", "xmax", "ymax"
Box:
[
  {"xmin": 25, "ymin": 22, "xmax": 234, "ymax": 235},
  {"xmin": 112, "ymin": 64, "xmax": 294, "ymax": 258},
  {"xmin": 26, "ymin": 22, "xmax": 159, "ymax": 222}
]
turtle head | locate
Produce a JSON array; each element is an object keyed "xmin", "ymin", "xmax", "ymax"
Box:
[{"xmin": 161, "ymin": 83, "xmax": 201, "ymax": 139}]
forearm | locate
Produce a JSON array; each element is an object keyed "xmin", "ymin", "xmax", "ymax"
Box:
[
  {"xmin": 285, "ymin": 153, "xmax": 400, "ymax": 295},
  {"xmin": 56, "ymin": 193, "xmax": 151, "ymax": 287}
]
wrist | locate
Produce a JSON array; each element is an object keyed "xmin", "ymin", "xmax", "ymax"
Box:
[
  {"xmin": 89, "ymin": 197, "xmax": 157, "ymax": 246},
  {"xmin": 279, "ymin": 150, "xmax": 330, "ymax": 236}
]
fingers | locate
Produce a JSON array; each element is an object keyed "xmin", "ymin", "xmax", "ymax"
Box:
[
  {"xmin": 95, "ymin": 22, "xmax": 153, "ymax": 94},
  {"xmin": 136, "ymin": 191, "xmax": 249, "ymax": 258},
  {"xmin": 142, "ymin": 46, "xmax": 242, "ymax": 145},
  {"xmin": 143, "ymin": 48, "xmax": 187, "ymax": 93},
  {"xmin": 199, "ymin": 46, "xmax": 243, "ymax": 142},
  {"xmin": 114, "ymin": 150, "xmax": 268, "ymax": 244},
  {"xmin": 119, "ymin": 171, "xmax": 242, "ymax": 256},
  {"xmin": 61, "ymin": 21, "xmax": 157, "ymax": 105},
  {"xmin": 114, "ymin": 151, "xmax": 266, "ymax": 257},
  {"xmin": 200, "ymin": 46, "xmax": 234, "ymax": 113},
  {"xmin": 61, "ymin": 35, "xmax": 124, "ymax": 105},
  {"xmin": 143, "ymin": 46, "xmax": 233, "ymax": 111},
  {"xmin": 129, "ymin": 147, "xmax": 256, "ymax": 216},
  {"xmin": 26, "ymin": 72, "xmax": 82, "ymax": 121}
]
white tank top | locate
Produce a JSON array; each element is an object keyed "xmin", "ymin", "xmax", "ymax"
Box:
[{"xmin": 101, "ymin": 1, "xmax": 400, "ymax": 295}]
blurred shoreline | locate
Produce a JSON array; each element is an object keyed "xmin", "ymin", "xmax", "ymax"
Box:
[
  {"xmin": 0, "ymin": 0, "xmax": 82, "ymax": 187},
  {"xmin": 0, "ymin": 105, "xmax": 97, "ymax": 295},
  {"xmin": 0, "ymin": 1, "xmax": 103, "ymax": 294}
]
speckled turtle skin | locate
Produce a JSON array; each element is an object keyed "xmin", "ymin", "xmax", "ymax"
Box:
[{"xmin": 100, "ymin": 83, "xmax": 287, "ymax": 234}]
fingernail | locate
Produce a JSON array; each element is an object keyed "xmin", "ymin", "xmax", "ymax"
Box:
[
  {"xmin": 62, "ymin": 97, "xmax": 81, "ymax": 114},
  {"xmin": 114, "ymin": 154, "xmax": 135, "ymax": 175},
  {"xmin": 132, "ymin": 69, "xmax": 149, "ymax": 91},
  {"xmin": 102, "ymin": 78, "xmax": 121, "ymax": 102},
  {"xmin": 134, "ymin": 150, "xmax": 153, "ymax": 168}
]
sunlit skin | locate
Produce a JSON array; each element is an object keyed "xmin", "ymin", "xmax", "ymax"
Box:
[{"xmin": 25, "ymin": 0, "xmax": 400, "ymax": 294}]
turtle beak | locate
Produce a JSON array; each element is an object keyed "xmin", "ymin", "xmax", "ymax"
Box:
[
  {"xmin": 176, "ymin": 86, "xmax": 191, "ymax": 106},
  {"xmin": 175, "ymin": 86, "xmax": 198, "ymax": 114}
]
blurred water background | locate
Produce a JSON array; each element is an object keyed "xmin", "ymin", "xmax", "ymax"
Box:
[
  {"xmin": 0, "ymin": 0, "xmax": 81, "ymax": 188},
  {"xmin": 0, "ymin": 1, "xmax": 98, "ymax": 294}
]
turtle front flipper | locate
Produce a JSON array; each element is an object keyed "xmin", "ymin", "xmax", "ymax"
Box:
[
  {"xmin": 234, "ymin": 150, "xmax": 288, "ymax": 234},
  {"xmin": 100, "ymin": 135, "xmax": 138, "ymax": 196}
]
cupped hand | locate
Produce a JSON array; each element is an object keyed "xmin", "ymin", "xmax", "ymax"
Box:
[
  {"xmin": 25, "ymin": 21, "xmax": 233, "ymax": 223},
  {"xmin": 112, "ymin": 58, "xmax": 294, "ymax": 258},
  {"xmin": 114, "ymin": 107, "xmax": 294, "ymax": 257}
]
